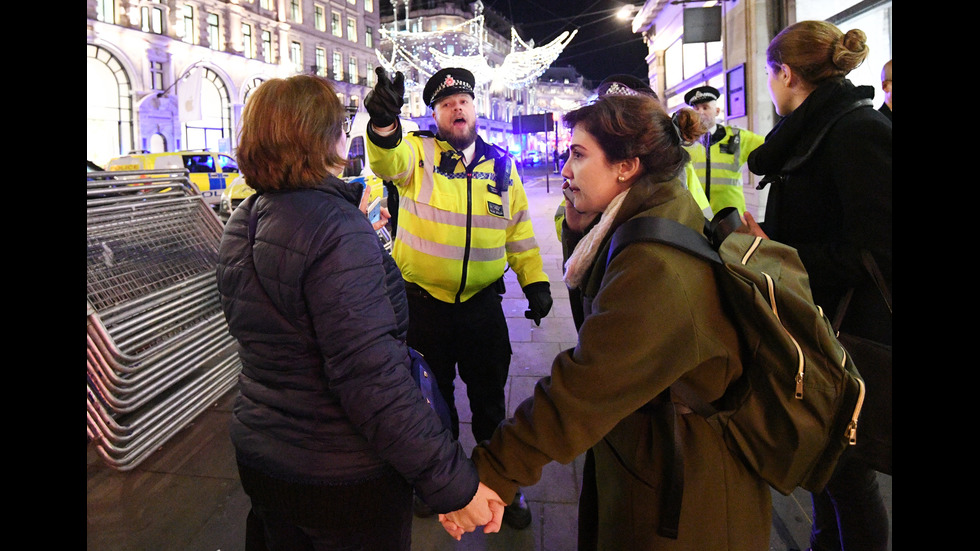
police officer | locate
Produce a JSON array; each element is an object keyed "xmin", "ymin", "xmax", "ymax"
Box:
[
  {"xmin": 364, "ymin": 66, "xmax": 551, "ymax": 530},
  {"xmin": 684, "ymin": 85, "xmax": 765, "ymax": 214}
]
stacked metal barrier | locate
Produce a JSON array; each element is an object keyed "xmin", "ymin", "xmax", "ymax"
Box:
[{"xmin": 87, "ymin": 168, "xmax": 241, "ymax": 470}]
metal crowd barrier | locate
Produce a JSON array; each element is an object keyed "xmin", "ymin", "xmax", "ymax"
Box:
[{"xmin": 87, "ymin": 168, "xmax": 241, "ymax": 471}]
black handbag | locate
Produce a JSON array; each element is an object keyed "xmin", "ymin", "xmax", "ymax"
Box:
[{"xmin": 834, "ymin": 250, "xmax": 892, "ymax": 475}]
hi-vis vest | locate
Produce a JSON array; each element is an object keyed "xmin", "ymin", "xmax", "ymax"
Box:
[
  {"xmin": 367, "ymin": 131, "xmax": 547, "ymax": 304},
  {"xmin": 686, "ymin": 125, "xmax": 765, "ymax": 214}
]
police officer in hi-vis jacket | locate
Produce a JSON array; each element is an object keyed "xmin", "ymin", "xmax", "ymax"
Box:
[
  {"xmin": 684, "ymin": 85, "xmax": 765, "ymax": 214},
  {"xmin": 364, "ymin": 66, "xmax": 551, "ymax": 530}
]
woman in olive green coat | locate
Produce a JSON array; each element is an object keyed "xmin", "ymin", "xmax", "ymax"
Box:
[{"xmin": 443, "ymin": 94, "xmax": 772, "ymax": 550}]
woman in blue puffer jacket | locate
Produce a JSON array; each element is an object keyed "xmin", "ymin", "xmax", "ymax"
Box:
[{"xmin": 216, "ymin": 74, "xmax": 504, "ymax": 550}]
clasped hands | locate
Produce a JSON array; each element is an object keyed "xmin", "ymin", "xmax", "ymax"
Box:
[{"xmin": 437, "ymin": 482, "xmax": 507, "ymax": 541}]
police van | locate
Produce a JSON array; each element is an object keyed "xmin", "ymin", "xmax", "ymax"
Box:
[
  {"xmin": 217, "ymin": 113, "xmax": 420, "ymax": 222},
  {"xmin": 106, "ymin": 150, "xmax": 241, "ymax": 210}
]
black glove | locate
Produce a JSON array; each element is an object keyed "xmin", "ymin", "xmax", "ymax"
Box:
[
  {"xmin": 523, "ymin": 281, "xmax": 553, "ymax": 326},
  {"xmin": 364, "ymin": 67, "xmax": 405, "ymax": 128}
]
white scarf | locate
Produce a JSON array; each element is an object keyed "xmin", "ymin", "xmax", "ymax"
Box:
[{"xmin": 563, "ymin": 188, "xmax": 631, "ymax": 290}]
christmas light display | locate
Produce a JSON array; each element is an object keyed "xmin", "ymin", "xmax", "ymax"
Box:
[{"xmin": 376, "ymin": 0, "xmax": 577, "ymax": 93}]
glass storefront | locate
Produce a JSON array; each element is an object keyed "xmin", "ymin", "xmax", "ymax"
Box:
[{"xmin": 797, "ymin": 0, "xmax": 892, "ymax": 108}]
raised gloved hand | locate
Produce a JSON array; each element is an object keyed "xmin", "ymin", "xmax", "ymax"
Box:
[
  {"xmin": 364, "ymin": 67, "xmax": 405, "ymax": 128},
  {"xmin": 522, "ymin": 282, "xmax": 552, "ymax": 326}
]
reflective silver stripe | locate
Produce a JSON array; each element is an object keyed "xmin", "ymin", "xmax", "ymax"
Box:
[
  {"xmin": 692, "ymin": 159, "xmax": 741, "ymax": 173},
  {"xmin": 467, "ymin": 245, "xmax": 507, "ymax": 262},
  {"xmin": 375, "ymin": 146, "xmax": 417, "ymax": 182},
  {"xmin": 509, "ymin": 204, "xmax": 530, "ymax": 226},
  {"xmin": 418, "ymin": 138, "xmax": 436, "ymax": 204},
  {"xmin": 400, "ymin": 194, "xmax": 511, "ymax": 230},
  {"xmin": 397, "ymin": 225, "xmax": 505, "ymax": 261},
  {"xmin": 506, "ymin": 235, "xmax": 540, "ymax": 254},
  {"xmin": 396, "ymin": 225, "xmax": 464, "ymax": 259},
  {"xmin": 704, "ymin": 175, "xmax": 741, "ymax": 187}
]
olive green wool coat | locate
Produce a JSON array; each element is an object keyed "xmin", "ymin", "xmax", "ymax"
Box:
[{"xmin": 472, "ymin": 174, "xmax": 771, "ymax": 550}]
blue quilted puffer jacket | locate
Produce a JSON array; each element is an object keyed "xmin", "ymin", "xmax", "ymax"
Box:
[{"xmin": 215, "ymin": 175, "xmax": 478, "ymax": 513}]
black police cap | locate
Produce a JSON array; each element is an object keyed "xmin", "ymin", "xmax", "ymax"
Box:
[
  {"xmin": 423, "ymin": 68, "xmax": 476, "ymax": 107},
  {"xmin": 684, "ymin": 86, "xmax": 720, "ymax": 106}
]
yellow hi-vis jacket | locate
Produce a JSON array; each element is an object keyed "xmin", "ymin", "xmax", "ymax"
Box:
[
  {"xmin": 686, "ymin": 125, "xmax": 765, "ymax": 214},
  {"xmin": 367, "ymin": 126, "xmax": 548, "ymax": 304}
]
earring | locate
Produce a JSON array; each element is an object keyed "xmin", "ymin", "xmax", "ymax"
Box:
[{"xmin": 617, "ymin": 176, "xmax": 626, "ymax": 182}]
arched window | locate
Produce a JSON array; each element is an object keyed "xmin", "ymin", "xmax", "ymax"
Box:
[
  {"xmin": 87, "ymin": 44, "xmax": 134, "ymax": 165},
  {"xmin": 184, "ymin": 68, "xmax": 233, "ymax": 151},
  {"xmin": 243, "ymin": 77, "xmax": 265, "ymax": 105}
]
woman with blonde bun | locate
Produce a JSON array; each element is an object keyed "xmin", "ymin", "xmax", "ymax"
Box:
[{"xmin": 745, "ymin": 20, "xmax": 892, "ymax": 551}]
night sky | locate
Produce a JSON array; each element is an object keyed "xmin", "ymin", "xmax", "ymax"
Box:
[{"xmin": 482, "ymin": 0, "xmax": 649, "ymax": 83}]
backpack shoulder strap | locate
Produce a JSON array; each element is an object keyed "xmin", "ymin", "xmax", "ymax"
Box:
[
  {"xmin": 604, "ymin": 213, "xmax": 736, "ymax": 540},
  {"xmin": 607, "ymin": 215, "xmax": 722, "ymax": 270}
]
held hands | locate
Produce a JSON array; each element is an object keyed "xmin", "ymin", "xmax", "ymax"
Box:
[
  {"xmin": 522, "ymin": 282, "xmax": 552, "ymax": 326},
  {"xmin": 438, "ymin": 482, "xmax": 506, "ymax": 541},
  {"xmin": 364, "ymin": 67, "xmax": 405, "ymax": 129}
]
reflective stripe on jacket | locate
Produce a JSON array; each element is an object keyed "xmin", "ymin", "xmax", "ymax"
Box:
[{"xmin": 368, "ymin": 128, "xmax": 547, "ymax": 303}]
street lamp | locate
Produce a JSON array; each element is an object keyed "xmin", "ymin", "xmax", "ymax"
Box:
[{"xmin": 616, "ymin": 5, "xmax": 636, "ymax": 20}]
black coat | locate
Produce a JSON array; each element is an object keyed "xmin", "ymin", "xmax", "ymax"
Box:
[
  {"xmin": 748, "ymin": 79, "xmax": 891, "ymax": 344},
  {"xmin": 215, "ymin": 175, "xmax": 478, "ymax": 512}
]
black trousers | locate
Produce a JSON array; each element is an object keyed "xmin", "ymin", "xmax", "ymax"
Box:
[
  {"xmin": 405, "ymin": 283, "xmax": 512, "ymax": 443},
  {"xmin": 809, "ymin": 450, "xmax": 889, "ymax": 551},
  {"xmin": 238, "ymin": 463, "xmax": 413, "ymax": 551}
]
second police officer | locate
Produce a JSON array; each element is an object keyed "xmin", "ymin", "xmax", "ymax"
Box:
[{"xmin": 684, "ymin": 85, "xmax": 765, "ymax": 215}]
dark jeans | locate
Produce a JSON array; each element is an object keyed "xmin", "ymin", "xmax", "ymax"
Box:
[
  {"xmin": 405, "ymin": 283, "xmax": 511, "ymax": 443},
  {"xmin": 809, "ymin": 451, "xmax": 889, "ymax": 551},
  {"xmin": 239, "ymin": 463, "xmax": 413, "ymax": 551}
]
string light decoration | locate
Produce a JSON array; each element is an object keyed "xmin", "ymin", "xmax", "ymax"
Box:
[{"xmin": 376, "ymin": 0, "xmax": 577, "ymax": 93}]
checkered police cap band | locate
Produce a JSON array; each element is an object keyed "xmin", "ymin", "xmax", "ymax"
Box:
[{"xmin": 428, "ymin": 74, "xmax": 474, "ymax": 105}]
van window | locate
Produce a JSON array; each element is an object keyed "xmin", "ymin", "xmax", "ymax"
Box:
[
  {"xmin": 217, "ymin": 154, "xmax": 239, "ymax": 172},
  {"xmin": 344, "ymin": 136, "xmax": 366, "ymax": 177},
  {"xmin": 182, "ymin": 154, "xmax": 215, "ymax": 173}
]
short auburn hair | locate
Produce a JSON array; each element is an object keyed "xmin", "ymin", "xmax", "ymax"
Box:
[{"xmin": 236, "ymin": 75, "xmax": 347, "ymax": 192}]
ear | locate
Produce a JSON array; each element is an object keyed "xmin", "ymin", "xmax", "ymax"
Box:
[
  {"xmin": 617, "ymin": 157, "xmax": 643, "ymax": 183},
  {"xmin": 779, "ymin": 63, "xmax": 796, "ymax": 88}
]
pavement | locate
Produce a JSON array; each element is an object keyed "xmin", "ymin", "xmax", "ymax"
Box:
[{"xmin": 86, "ymin": 163, "xmax": 891, "ymax": 550}]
